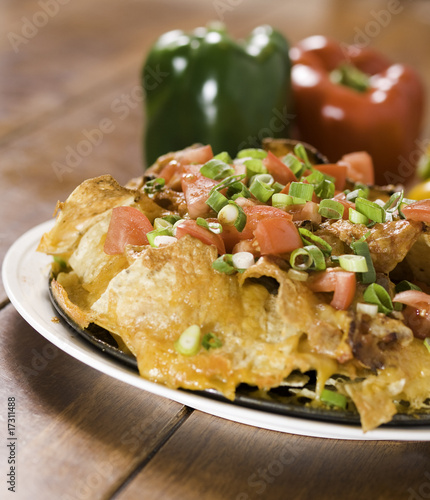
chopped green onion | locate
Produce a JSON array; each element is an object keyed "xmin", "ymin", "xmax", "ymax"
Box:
[
  {"xmin": 315, "ymin": 179, "xmax": 335, "ymax": 200},
  {"xmin": 232, "ymin": 251, "xmax": 255, "ymax": 270},
  {"xmin": 174, "ymin": 325, "xmax": 201, "ymax": 356},
  {"xmin": 244, "ymin": 159, "xmax": 267, "ymax": 178},
  {"xmin": 293, "ymin": 143, "xmax": 312, "ymax": 169},
  {"xmin": 209, "ymin": 174, "xmax": 246, "ymax": 195},
  {"xmin": 162, "ymin": 214, "xmax": 182, "ymax": 225},
  {"xmin": 154, "ymin": 217, "xmax": 173, "ymax": 231},
  {"xmin": 249, "ymin": 177, "xmax": 275, "ymax": 203},
  {"xmin": 250, "ymin": 173, "xmax": 274, "ymax": 186},
  {"xmin": 395, "ymin": 280, "xmax": 422, "ymax": 293},
  {"xmin": 218, "ymin": 201, "xmax": 247, "ymax": 232},
  {"xmin": 283, "ymin": 154, "xmax": 306, "ymax": 178},
  {"xmin": 147, "ymin": 228, "xmax": 172, "ymax": 247},
  {"xmin": 356, "ymin": 302, "xmax": 378, "ymax": 317},
  {"xmin": 290, "ymin": 248, "xmax": 313, "ymax": 271},
  {"xmin": 350, "ymin": 240, "xmax": 376, "ymax": 284},
  {"xmin": 384, "ymin": 190, "xmax": 404, "ymax": 213},
  {"xmin": 53, "ymin": 256, "xmax": 68, "ymax": 270},
  {"xmin": 206, "ymin": 190, "xmax": 229, "ymax": 212},
  {"xmin": 305, "ymin": 245, "xmax": 326, "ymax": 271},
  {"xmin": 355, "ymin": 197, "xmax": 386, "ymax": 223},
  {"xmin": 227, "ymin": 181, "xmax": 251, "ymax": 200},
  {"xmin": 349, "ymin": 208, "xmax": 370, "ymax": 225},
  {"xmin": 424, "ymin": 338, "xmax": 430, "ymax": 354},
  {"xmin": 298, "ymin": 228, "xmax": 332, "ymax": 255},
  {"xmin": 305, "ymin": 169, "xmax": 325, "ymax": 185},
  {"xmin": 363, "ymin": 283, "xmax": 393, "ymax": 314},
  {"xmin": 196, "ymin": 217, "xmax": 223, "ymax": 234},
  {"xmin": 144, "ymin": 177, "xmax": 165, "ymax": 194},
  {"xmin": 290, "ymin": 245, "xmax": 326, "ymax": 271},
  {"xmin": 339, "ymin": 254, "xmax": 368, "ymax": 273},
  {"xmin": 287, "ymin": 269, "xmax": 309, "ymax": 281},
  {"xmin": 289, "ymin": 182, "xmax": 314, "ymax": 201},
  {"xmin": 237, "ymin": 148, "xmax": 268, "ymax": 160},
  {"xmin": 346, "ymin": 188, "xmax": 367, "ymax": 202},
  {"xmin": 213, "ymin": 151, "xmax": 232, "ymax": 163},
  {"xmin": 202, "ymin": 332, "xmax": 223, "ymax": 350},
  {"xmin": 318, "ymin": 199, "xmax": 344, "ymax": 220},
  {"xmin": 200, "ymin": 159, "xmax": 234, "ymax": 180},
  {"xmin": 272, "ymin": 193, "xmax": 290, "ymax": 209},
  {"xmin": 212, "ymin": 254, "xmax": 236, "ymax": 274},
  {"xmin": 321, "ymin": 388, "xmax": 347, "ymax": 410}
]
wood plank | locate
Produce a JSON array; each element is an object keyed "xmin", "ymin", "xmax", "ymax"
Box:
[
  {"xmin": 0, "ymin": 304, "xmax": 188, "ymax": 499},
  {"xmin": 116, "ymin": 409, "xmax": 430, "ymax": 500}
]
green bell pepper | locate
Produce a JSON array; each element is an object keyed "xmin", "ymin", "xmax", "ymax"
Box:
[{"xmin": 142, "ymin": 23, "xmax": 291, "ymax": 166}]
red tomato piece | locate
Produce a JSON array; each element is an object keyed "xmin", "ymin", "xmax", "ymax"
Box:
[
  {"xmin": 287, "ymin": 201, "xmax": 321, "ymax": 224},
  {"xmin": 338, "ymin": 152, "xmax": 375, "ymax": 185},
  {"xmin": 177, "ymin": 145, "xmax": 213, "ymax": 165},
  {"xmin": 159, "ymin": 160, "xmax": 182, "ymax": 184},
  {"xmin": 307, "ymin": 268, "xmax": 356, "ymax": 310},
  {"xmin": 263, "ymin": 151, "xmax": 297, "ymax": 185},
  {"xmin": 314, "ymin": 163, "xmax": 347, "ymax": 191},
  {"xmin": 181, "ymin": 164, "xmax": 219, "ymax": 219},
  {"xmin": 401, "ymin": 199, "xmax": 430, "ymax": 223},
  {"xmin": 254, "ymin": 217, "xmax": 303, "ymax": 255},
  {"xmin": 104, "ymin": 206, "xmax": 153, "ymax": 255},
  {"xmin": 221, "ymin": 205, "xmax": 292, "ymax": 252},
  {"xmin": 175, "ymin": 219, "xmax": 226, "ymax": 255}
]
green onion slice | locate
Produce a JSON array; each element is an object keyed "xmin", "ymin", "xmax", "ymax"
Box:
[
  {"xmin": 290, "ymin": 248, "xmax": 313, "ymax": 271},
  {"xmin": 289, "ymin": 182, "xmax": 314, "ymax": 201},
  {"xmin": 298, "ymin": 228, "xmax": 332, "ymax": 255},
  {"xmin": 424, "ymin": 338, "xmax": 430, "ymax": 354},
  {"xmin": 383, "ymin": 190, "xmax": 404, "ymax": 213},
  {"xmin": 217, "ymin": 202, "xmax": 247, "ymax": 232},
  {"xmin": 318, "ymin": 199, "xmax": 344, "ymax": 220},
  {"xmin": 244, "ymin": 159, "xmax": 268, "ymax": 179},
  {"xmin": 283, "ymin": 154, "xmax": 306, "ymax": 178},
  {"xmin": 350, "ymin": 240, "xmax": 376, "ymax": 284},
  {"xmin": 154, "ymin": 217, "xmax": 173, "ymax": 231},
  {"xmin": 144, "ymin": 177, "xmax": 165, "ymax": 194},
  {"xmin": 349, "ymin": 208, "xmax": 370, "ymax": 225},
  {"xmin": 212, "ymin": 254, "xmax": 236, "ymax": 275},
  {"xmin": 363, "ymin": 283, "xmax": 393, "ymax": 314},
  {"xmin": 293, "ymin": 143, "xmax": 312, "ymax": 170},
  {"xmin": 237, "ymin": 148, "xmax": 268, "ymax": 160},
  {"xmin": 206, "ymin": 190, "xmax": 229, "ymax": 213},
  {"xmin": 395, "ymin": 280, "xmax": 422, "ymax": 293},
  {"xmin": 200, "ymin": 159, "xmax": 234, "ymax": 180},
  {"xmin": 355, "ymin": 197, "xmax": 386, "ymax": 223},
  {"xmin": 147, "ymin": 228, "xmax": 172, "ymax": 247},
  {"xmin": 315, "ymin": 179, "xmax": 335, "ymax": 200},
  {"xmin": 249, "ymin": 177, "xmax": 275, "ymax": 203},
  {"xmin": 174, "ymin": 325, "xmax": 201, "ymax": 356},
  {"xmin": 346, "ymin": 188, "xmax": 367, "ymax": 202},
  {"xmin": 213, "ymin": 151, "xmax": 232, "ymax": 164},
  {"xmin": 306, "ymin": 245, "xmax": 326, "ymax": 271},
  {"xmin": 202, "ymin": 332, "xmax": 223, "ymax": 350},
  {"xmin": 321, "ymin": 389, "xmax": 347, "ymax": 410},
  {"xmin": 339, "ymin": 254, "xmax": 368, "ymax": 273},
  {"xmin": 162, "ymin": 214, "xmax": 182, "ymax": 225},
  {"xmin": 227, "ymin": 181, "xmax": 251, "ymax": 200},
  {"xmin": 272, "ymin": 193, "xmax": 291, "ymax": 209},
  {"xmin": 196, "ymin": 217, "xmax": 223, "ymax": 234}
]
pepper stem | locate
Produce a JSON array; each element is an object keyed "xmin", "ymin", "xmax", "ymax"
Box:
[{"xmin": 330, "ymin": 64, "xmax": 371, "ymax": 93}]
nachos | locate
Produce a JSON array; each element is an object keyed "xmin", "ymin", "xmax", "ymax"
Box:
[{"xmin": 38, "ymin": 140, "xmax": 430, "ymax": 431}]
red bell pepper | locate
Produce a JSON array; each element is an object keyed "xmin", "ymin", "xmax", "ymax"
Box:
[{"xmin": 290, "ymin": 36, "xmax": 425, "ymax": 186}]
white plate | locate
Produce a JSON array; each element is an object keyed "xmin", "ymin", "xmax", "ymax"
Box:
[{"xmin": 3, "ymin": 220, "xmax": 430, "ymax": 441}]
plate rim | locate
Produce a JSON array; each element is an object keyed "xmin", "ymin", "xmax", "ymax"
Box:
[{"xmin": 3, "ymin": 220, "xmax": 430, "ymax": 441}]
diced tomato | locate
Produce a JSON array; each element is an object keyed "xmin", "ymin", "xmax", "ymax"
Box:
[
  {"xmin": 263, "ymin": 151, "xmax": 297, "ymax": 185},
  {"xmin": 287, "ymin": 201, "xmax": 321, "ymax": 224},
  {"xmin": 314, "ymin": 164, "xmax": 347, "ymax": 191},
  {"xmin": 175, "ymin": 219, "xmax": 225, "ymax": 255},
  {"xmin": 104, "ymin": 206, "xmax": 153, "ymax": 255},
  {"xmin": 307, "ymin": 268, "xmax": 356, "ymax": 310},
  {"xmin": 401, "ymin": 199, "xmax": 430, "ymax": 223},
  {"xmin": 221, "ymin": 205, "xmax": 292, "ymax": 252},
  {"xmin": 159, "ymin": 160, "xmax": 182, "ymax": 184},
  {"xmin": 254, "ymin": 217, "xmax": 303, "ymax": 255},
  {"xmin": 181, "ymin": 164, "xmax": 219, "ymax": 219},
  {"xmin": 393, "ymin": 290, "xmax": 430, "ymax": 308},
  {"xmin": 177, "ymin": 145, "xmax": 213, "ymax": 165},
  {"xmin": 338, "ymin": 151, "xmax": 375, "ymax": 185}
]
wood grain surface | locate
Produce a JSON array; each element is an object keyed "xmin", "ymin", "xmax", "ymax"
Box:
[{"xmin": 1, "ymin": 1, "xmax": 430, "ymax": 499}]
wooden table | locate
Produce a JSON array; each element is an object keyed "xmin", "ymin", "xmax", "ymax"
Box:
[{"xmin": 2, "ymin": 1, "xmax": 430, "ymax": 498}]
